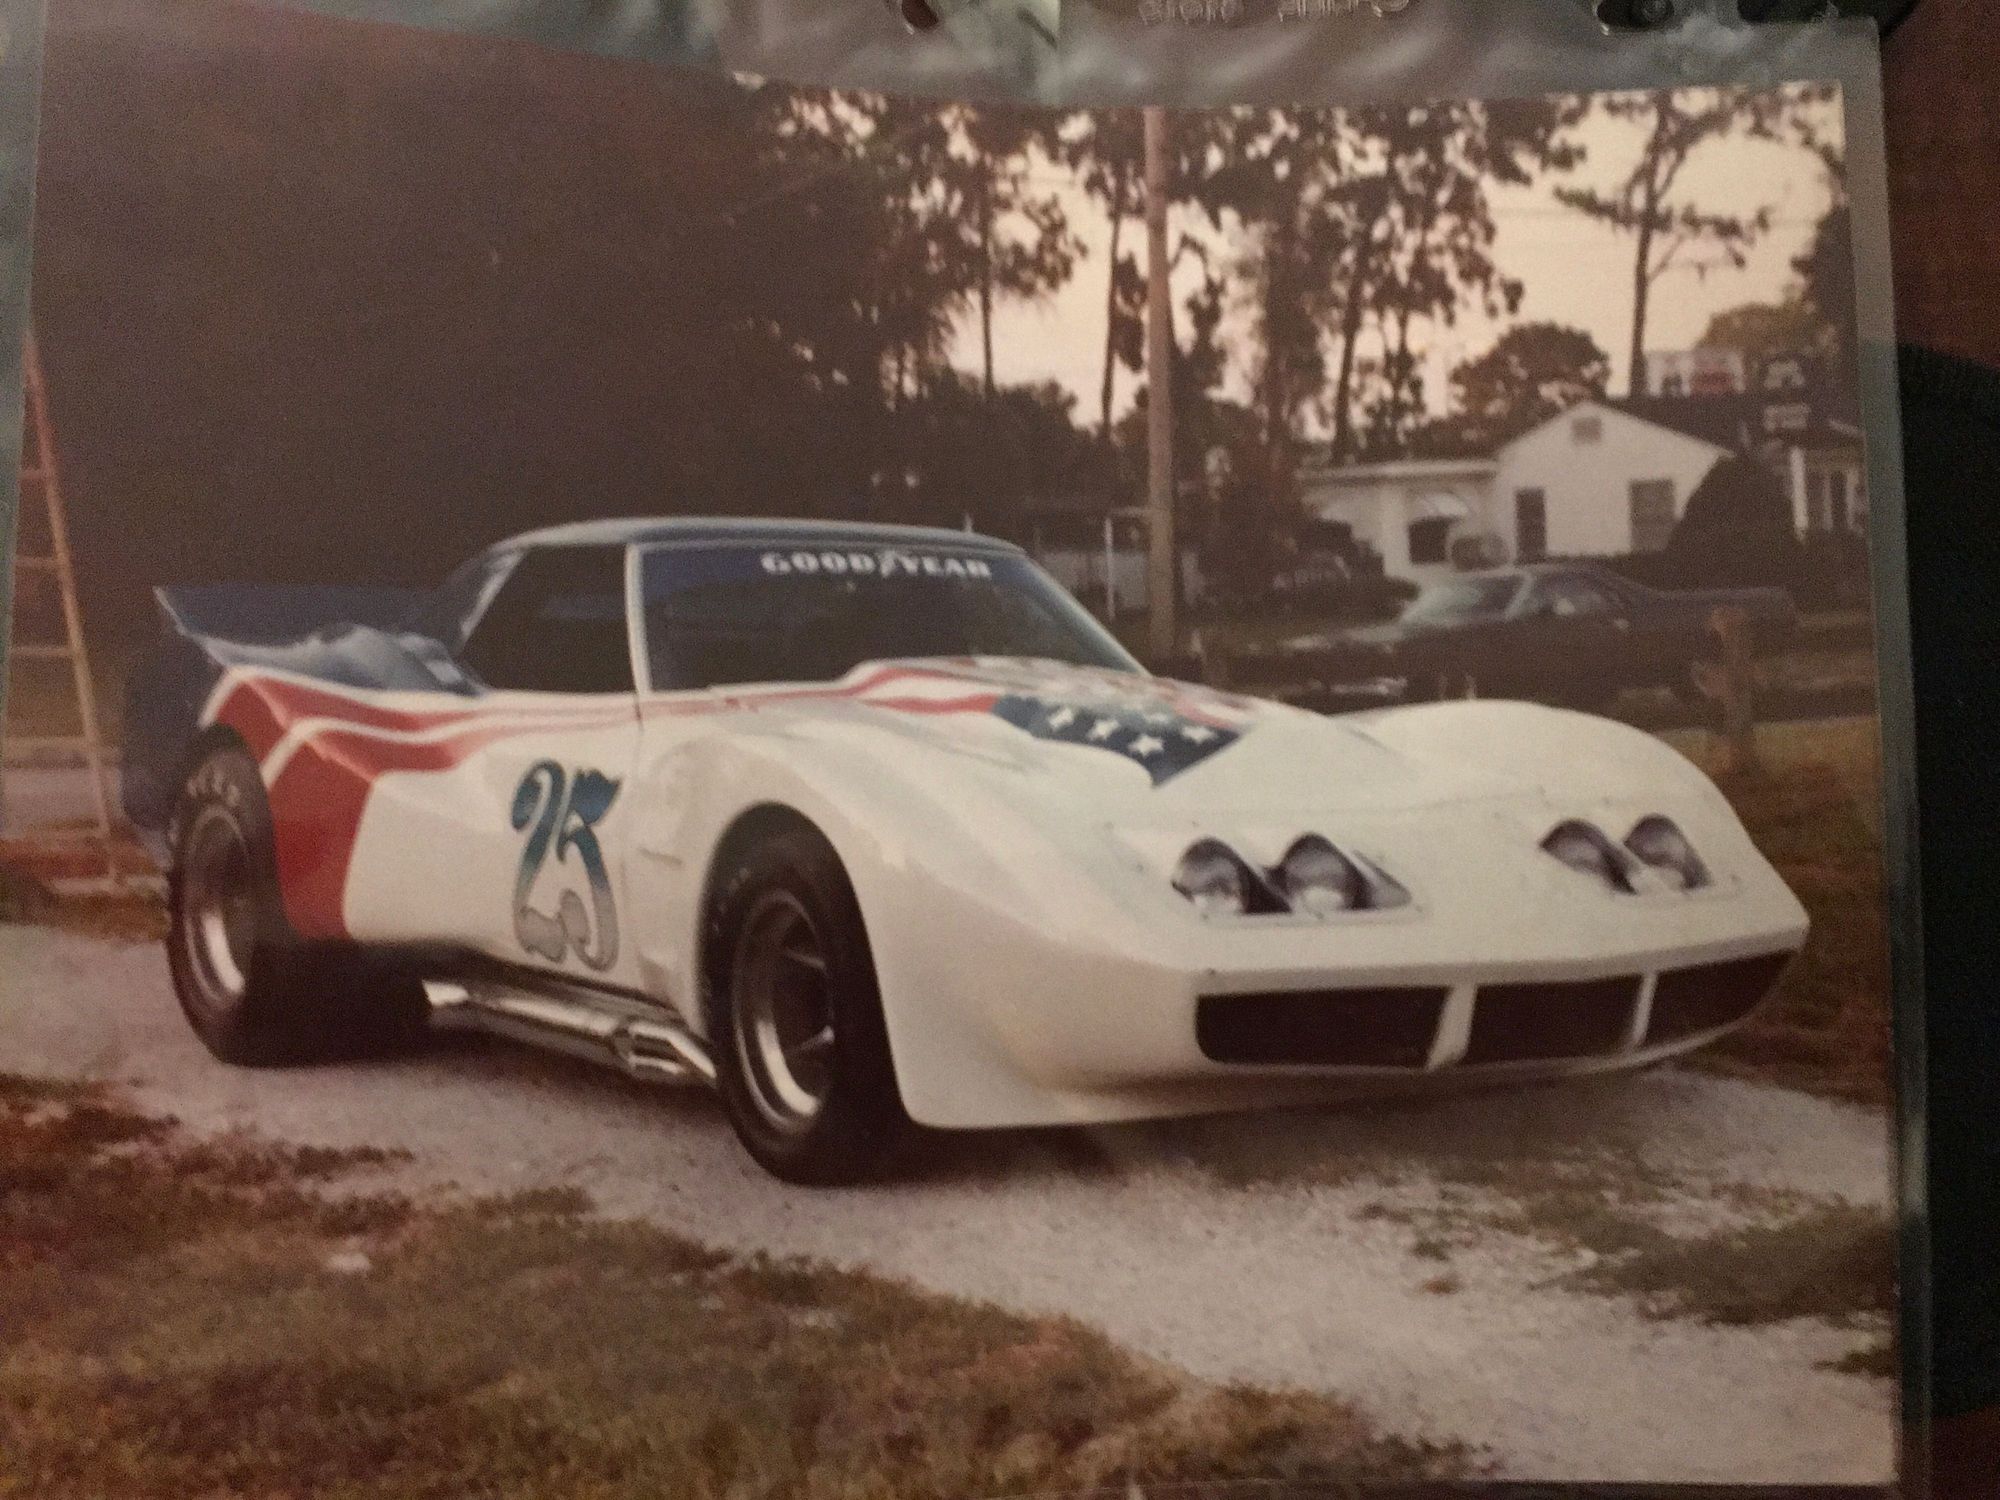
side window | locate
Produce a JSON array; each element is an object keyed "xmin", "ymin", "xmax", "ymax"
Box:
[
  {"xmin": 1407, "ymin": 517, "xmax": 1452, "ymax": 566},
  {"xmin": 459, "ymin": 546, "xmax": 634, "ymax": 694},
  {"xmin": 1542, "ymin": 577, "xmax": 1616, "ymax": 618},
  {"xmin": 411, "ymin": 553, "xmax": 516, "ymax": 651}
]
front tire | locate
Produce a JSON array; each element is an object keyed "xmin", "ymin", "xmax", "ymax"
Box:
[
  {"xmin": 705, "ymin": 822, "xmax": 908, "ymax": 1184},
  {"xmin": 167, "ymin": 744, "xmax": 426, "ymax": 1065}
]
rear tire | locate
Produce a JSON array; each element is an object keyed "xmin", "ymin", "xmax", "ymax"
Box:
[
  {"xmin": 166, "ymin": 744, "xmax": 427, "ymax": 1065},
  {"xmin": 705, "ymin": 822, "xmax": 908, "ymax": 1185}
]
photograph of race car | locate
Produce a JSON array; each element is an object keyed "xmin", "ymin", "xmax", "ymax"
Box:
[
  {"xmin": 0, "ymin": 2, "xmax": 1899, "ymax": 1486},
  {"xmin": 123, "ymin": 520, "xmax": 1808, "ymax": 1183}
]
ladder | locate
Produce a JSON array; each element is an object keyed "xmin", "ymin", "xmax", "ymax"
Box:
[{"xmin": 2, "ymin": 330, "xmax": 121, "ymax": 889}]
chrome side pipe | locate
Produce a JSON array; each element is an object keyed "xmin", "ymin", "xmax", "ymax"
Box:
[{"xmin": 423, "ymin": 978, "xmax": 716, "ymax": 1086}]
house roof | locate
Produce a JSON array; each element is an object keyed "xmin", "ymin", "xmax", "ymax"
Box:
[
  {"xmin": 1313, "ymin": 382, "xmax": 1865, "ymax": 471},
  {"xmin": 1296, "ymin": 455, "xmax": 1497, "ymax": 487},
  {"xmin": 1605, "ymin": 391, "xmax": 1862, "ymax": 454}
]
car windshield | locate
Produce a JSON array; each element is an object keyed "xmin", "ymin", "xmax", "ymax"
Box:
[
  {"xmin": 1400, "ymin": 575, "xmax": 1524, "ymax": 624},
  {"xmin": 641, "ymin": 542, "xmax": 1141, "ymax": 690}
]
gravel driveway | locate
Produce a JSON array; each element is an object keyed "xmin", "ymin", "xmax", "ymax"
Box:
[{"xmin": 2, "ymin": 922, "xmax": 1897, "ymax": 1484}]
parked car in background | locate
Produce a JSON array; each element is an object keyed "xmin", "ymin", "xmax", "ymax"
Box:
[{"xmin": 1284, "ymin": 563, "xmax": 1798, "ymax": 709}]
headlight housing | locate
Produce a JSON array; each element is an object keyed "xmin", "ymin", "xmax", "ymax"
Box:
[
  {"xmin": 1624, "ymin": 815, "xmax": 1711, "ymax": 891},
  {"xmin": 1168, "ymin": 833, "xmax": 1404, "ymax": 917},
  {"xmin": 1540, "ymin": 819, "xmax": 1635, "ymax": 893},
  {"xmin": 1172, "ymin": 839, "xmax": 1257, "ymax": 917},
  {"xmin": 1276, "ymin": 835, "xmax": 1367, "ymax": 915}
]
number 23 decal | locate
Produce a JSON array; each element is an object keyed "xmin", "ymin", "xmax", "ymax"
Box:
[{"xmin": 510, "ymin": 761, "xmax": 621, "ymax": 971}]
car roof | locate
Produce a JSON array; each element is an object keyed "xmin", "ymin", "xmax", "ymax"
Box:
[
  {"xmin": 1450, "ymin": 563, "xmax": 1620, "ymax": 584},
  {"xmin": 487, "ymin": 516, "xmax": 1027, "ymax": 558}
]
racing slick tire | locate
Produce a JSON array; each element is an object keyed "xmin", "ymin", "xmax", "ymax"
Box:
[
  {"xmin": 166, "ymin": 743, "xmax": 428, "ymax": 1065},
  {"xmin": 705, "ymin": 821, "xmax": 909, "ymax": 1185}
]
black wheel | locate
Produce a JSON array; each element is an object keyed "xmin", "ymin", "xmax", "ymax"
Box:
[
  {"xmin": 167, "ymin": 744, "xmax": 426, "ymax": 1065},
  {"xmin": 705, "ymin": 822, "xmax": 908, "ymax": 1185}
]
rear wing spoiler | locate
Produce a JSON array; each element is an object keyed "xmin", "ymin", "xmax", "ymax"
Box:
[
  {"xmin": 124, "ymin": 582, "xmax": 435, "ymax": 847},
  {"xmin": 154, "ymin": 583, "xmax": 429, "ymax": 646}
]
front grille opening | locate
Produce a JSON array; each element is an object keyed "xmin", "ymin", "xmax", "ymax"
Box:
[
  {"xmin": 1462, "ymin": 975, "xmax": 1642, "ymax": 1065},
  {"xmin": 1647, "ymin": 951, "xmax": 1793, "ymax": 1044},
  {"xmin": 1196, "ymin": 988, "xmax": 1448, "ymax": 1068}
]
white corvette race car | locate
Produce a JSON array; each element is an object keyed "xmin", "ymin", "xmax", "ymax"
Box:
[{"xmin": 125, "ymin": 520, "xmax": 1808, "ymax": 1182}]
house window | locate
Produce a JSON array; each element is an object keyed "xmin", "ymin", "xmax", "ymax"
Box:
[
  {"xmin": 1408, "ymin": 518, "xmax": 1453, "ymax": 566},
  {"xmin": 1515, "ymin": 489, "xmax": 1548, "ymax": 562},
  {"xmin": 1763, "ymin": 402, "xmax": 1811, "ymax": 434},
  {"xmin": 1629, "ymin": 479, "xmax": 1676, "ymax": 552},
  {"xmin": 1572, "ymin": 415, "xmax": 1603, "ymax": 445}
]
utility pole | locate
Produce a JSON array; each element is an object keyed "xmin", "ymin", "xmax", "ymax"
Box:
[{"xmin": 1142, "ymin": 105, "xmax": 1177, "ymax": 664}]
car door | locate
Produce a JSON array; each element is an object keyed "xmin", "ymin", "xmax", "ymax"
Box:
[{"xmin": 337, "ymin": 543, "xmax": 645, "ymax": 987}]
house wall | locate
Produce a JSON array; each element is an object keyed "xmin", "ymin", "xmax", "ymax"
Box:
[
  {"xmin": 1794, "ymin": 446, "xmax": 1871, "ymax": 534},
  {"xmin": 1493, "ymin": 403, "xmax": 1728, "ymax": 560},
  {"xmin": 1298, "ymin": 465, "xmax": 1497, "ymax": 583}
]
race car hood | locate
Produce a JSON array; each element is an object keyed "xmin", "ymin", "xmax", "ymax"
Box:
[{"xmin": 727, "ymin": 657, "xmax": 1521, "ymax": 817}]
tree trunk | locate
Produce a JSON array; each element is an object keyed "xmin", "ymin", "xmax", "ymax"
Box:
[
  {"xmin": 979, "ymin": 182, "xmax": 997, "ymax": 403},
  {"xmin": 1143, "ymin": 106, "xmax": 1177, "ymax": 663},
  {"xmin": 1329, "ymin": 256, "xmax": 1372, "ymax": 462},
  {"xmin": 1099, "ymin": 174, "xmax": 1127, "ymax": 444},
  {"xmin": 1628, "ymin": 209, "xmax": 1655, "ymax": 400},
  {"xmin": 1627, "ymin": 117, "xmax": 1670, "ymax": 400},
  {"xmin": 1260, "ymin": 223, "xmax": 1292, "ymax": 494}
]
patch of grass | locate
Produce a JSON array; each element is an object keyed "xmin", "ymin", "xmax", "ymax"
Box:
[
  {"xmin": 1567, "ymin": 1201, "xmax": 1895, "ymax": 1327},
  {"xmin": 1665, "ymin": 717, "xmax": 1894, "ymax": 1106},
  {"xmin": 464, "ymin": 1183, "xmax": 594, "ymax": 1218},
  {"xmin": 1198, "ymin": 1124, "xmax": 1892, "ymax": 1336},
  {"xmin": 0, "ymin": 1077, "xmax": 1469, "ymax": 1495}
]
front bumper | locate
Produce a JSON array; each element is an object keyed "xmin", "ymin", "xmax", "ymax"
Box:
[{"xmin": 875, "ymin": 844, "xmax": 1807, "ymax": 1129}]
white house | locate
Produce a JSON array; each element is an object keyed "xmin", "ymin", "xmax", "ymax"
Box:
[
  {"xmin": 1491, "ymin": 402, "xmax": 1733, "ymax": 562},
  {"xmin": 1297, "ymin": 401, "xmax": 1731, "ymax": 583},
  {"xmin": 1287, "ymin": 456, "xmax": 1498, "ymax": 581}
]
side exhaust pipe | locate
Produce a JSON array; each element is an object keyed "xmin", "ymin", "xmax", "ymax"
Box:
[{"xmin": 425, "ymin": 978, "xmax": 716, "ymax": 1086}]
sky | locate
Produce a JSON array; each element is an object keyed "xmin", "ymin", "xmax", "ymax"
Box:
[{"xmin": 948, "ymin": 87, "xmax": 1845, "ymax": 432}]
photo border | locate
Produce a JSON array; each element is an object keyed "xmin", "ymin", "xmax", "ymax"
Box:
[{"xmin": 0, "ymin": 1, "xmax": 1925, "ymax": 1491}]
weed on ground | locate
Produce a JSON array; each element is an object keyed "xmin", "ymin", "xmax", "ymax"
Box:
[{"xmin": 0, "ymin": 1077, "xmax": 1470, "ymax": 1498}]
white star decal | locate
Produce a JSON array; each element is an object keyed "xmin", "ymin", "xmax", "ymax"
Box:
[
  {"xmin": 1046, "ymin": 706, "xmax": 1078, "ymax": 730},
  {"xmin": 1129, "ymin": 734, "xmax": 1165, "ymax": 758},
  {"xmin": 1088, "ymin": 718, "xmax": 1119, "ymax": 742},
  {"xmin": 1181, "ymin": 723, "xmax": 1217, "ymax": 743}
]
